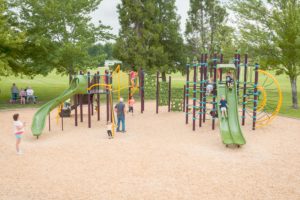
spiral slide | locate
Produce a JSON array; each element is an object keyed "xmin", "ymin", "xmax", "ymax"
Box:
[{"xmin": 31, "ymin": 75, "xmax": 88, "ymax": 137}]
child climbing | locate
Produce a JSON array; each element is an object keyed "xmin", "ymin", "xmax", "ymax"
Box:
[
  {"xmin": 219, "ymin": 96, "xmax": 228, "ymax": 118},
  {"xmin": 13, "ymin": 113, "xmax": 25, "ymax": 155},
  {"xmin": 130, "ymin": 67, "xmax": 138, "ymax": 87},
  {"xmin": 226, "ymin": 71, "xmax": 234, "ymax": 89},
  {"xmin": 128, "ymin": 96, "xmax": 135, "ymax": 115},
  {"xmin": 107, "ymin": 122, "xmax": 113, "ymax": 139}
]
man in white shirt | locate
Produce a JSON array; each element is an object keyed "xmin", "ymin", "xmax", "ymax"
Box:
[{"xmin": 26, "ymin": 86, "xmax": 36, "ymax": 104}]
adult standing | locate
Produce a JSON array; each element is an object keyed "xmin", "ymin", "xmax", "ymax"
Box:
[
  {"xmin": 11, "ymin": 83, "xmax": 19, "ymax": 103},
  {"xmin": 114, "ymin": 97, "xmax": 126, "ymax": 133}
]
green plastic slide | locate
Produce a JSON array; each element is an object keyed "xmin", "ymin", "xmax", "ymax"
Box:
[
  {"xmin": 216, "ymin": 64, "xmax": 246, "ymax": 146},
  {"xmin": 31, "ymin": 75, "xmax": 88, "ymax": 137}
]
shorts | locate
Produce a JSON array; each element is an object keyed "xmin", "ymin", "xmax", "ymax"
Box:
[
  {"xmin": 221, "ymin": 107, "xmax": 227, "ymax": 112},
  {"xmin": 129, "ymin": 106, "xmax": 133, "ymax": 112},
  {"xmin": 15, "ymin": 133, "xmax": 23, "ymax": 139}
]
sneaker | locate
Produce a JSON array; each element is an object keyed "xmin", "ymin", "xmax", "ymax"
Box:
[
  {"xmin": 122, "ymin": 130, "xmax": 126, "ymax": 133},
  {"xmin": 17, "ymin": 151, "xmax": 23, "ymax": 155}
]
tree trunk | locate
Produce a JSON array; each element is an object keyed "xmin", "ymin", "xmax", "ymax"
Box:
[
  {"xmin": 162, "ymin": 71, "xmax": 167, "ymax": 82},
  {"xmin": 290, "ymin": 77, "xmax": 298, "ymax": 109}
]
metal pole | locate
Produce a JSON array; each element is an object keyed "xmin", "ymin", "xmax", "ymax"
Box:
[
  {"xmin": 203, "ymin": 54, "xmax": 208, "ymax": 123},
  {"xmin": 79, "ymin": 71, "xmax": 83, "ymax": 123},
  {"xmin": 105, "ymin": 70, "xmax": 109, "ymax": 123},
  {"xmin": 97, "ymin": 71, "xmax": 100, "ymax": 121},
  {"xmin": 74, "ymin": 94, "xmax": 78, "ymax": 126},
  {"xmin": 87, "ymin": 71, "xmax": 91, "ymax": 128},
  {"xmin": 220, "ymin": 53, "xmax": 223, "ymax": 81},
  {"xmin": 199, "ymin": 54, "xmax": 204, "ymax": 127},
  {"xmin": 212, "ymin": 53, "xmax": 217, "ymax": 130},
  {"xmin": 185, "ymin": 63, "xmax": 190, "ymax": 124},
  {"xmin": 242, "ymin": 54, "xmax": 248, "ymax": 126},
  {"xmin": 156, "ymin": 72, "xmax": 159, "ymax": 114},
  {"xmin": 237, "ymin": 53, "xmax": 241, "ymax": 97},
  {"xmin": 141, "ymin": 68, "xmax": 145, "ymax": 113},
  {"xmin": 110, "ymin": 71, "xmax": 113, "ymax": 123},
  {"xmin": 253, "ymin": 63, "xmax": 259, "ymax": 130},
  {"xmin": 192, "ymin": 61, "xmax": 197, "ymax": 131},
  {"xmin": 168, "ymin": 76, "xmax": 171, "ymax": 112},
  {"xmin": 183, "ymin": 85, "xmax": 186, "ymax": 112}
]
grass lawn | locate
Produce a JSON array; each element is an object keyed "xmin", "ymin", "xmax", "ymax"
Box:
[{"xmin": 1, "ymin": 69, "xmax": 299, "ymax": 118}]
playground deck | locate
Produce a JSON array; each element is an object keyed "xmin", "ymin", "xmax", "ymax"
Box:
[{"xmin": 0, "ymin": 101, "xmax": 299, "ymax": 200}]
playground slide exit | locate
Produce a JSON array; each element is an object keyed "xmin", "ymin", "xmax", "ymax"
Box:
[
  {"xmin": 31, "ymin": 75, "xmax": 87, "ymax": 137},
  {"xmin": 217, "ymin": 81, "xmax": 246, "ymax": 146}
]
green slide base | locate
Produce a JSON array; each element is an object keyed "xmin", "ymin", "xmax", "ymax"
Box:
[{"xmin": 31, "ymin": 75, "xmax": 88, "ymax": 137}]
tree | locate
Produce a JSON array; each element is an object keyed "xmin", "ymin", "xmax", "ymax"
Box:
[
  {"xmin": 0, "ymin": 0, "xmax": 25, "ymax": 76},
  {"xmin": 88, "ymin": 43, "xmax": 115, "ymax": 66},
  {"xmin": 15, "ymin": 0, "xmax": 113, "ymax": 77},
  {"xmin": 231, "ymin": 0, "xmax": 300, "ymax": 109},
  {"xmin": 114, "ymin": 0, "xmax": 184, "ymax": 80},
  {"xmin": 185, "ymin": 0, "xmax": 232, "ymax": 58}
]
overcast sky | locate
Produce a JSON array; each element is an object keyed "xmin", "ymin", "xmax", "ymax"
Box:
[{"xmin": 91, "ymin": 0, "xmax": 190, "ymax": 35}]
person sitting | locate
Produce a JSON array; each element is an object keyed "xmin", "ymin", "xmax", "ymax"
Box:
[
  {"xmin": 11, "ymin": 83, "xmax": 19, "ymax": 104},
  {"xmin": 226, "ymin": 71, "xmax": 234, "ymax": 89},
  {"xmin": 19, "ymin": 88, "xmax": 26, "ymax": 104},
  {"xmin": 219, "ymin": 96, "xmax": 228, "ymax": 119},
  {"xmin": 206, "ymin": 77, "xmax": 214, "ymax": 95},
  {"xmin": 26, "ymin": 86, "xmax": 36, "ymax": 104}
]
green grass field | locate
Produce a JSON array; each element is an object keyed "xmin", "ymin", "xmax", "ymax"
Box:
[{"xmin": 0, "ymin": 68, "xmax": 299, "ymax": 118}]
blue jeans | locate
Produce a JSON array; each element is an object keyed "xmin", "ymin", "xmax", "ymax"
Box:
[{"xmin": 117, "ymin": 116, "xmax": 125, "ymax": 132}]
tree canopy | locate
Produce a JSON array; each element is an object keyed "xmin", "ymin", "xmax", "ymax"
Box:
[
  {"xmin": 114, "ymin": 0, "xmax": 184, "ymax": 78},
  {"xmin": 231, "ymin": 0, "xmax": 300, "ymax": 108}
]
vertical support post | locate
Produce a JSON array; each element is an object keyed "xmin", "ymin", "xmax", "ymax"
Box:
[
  {"xmin": 199, "ymin": 54, "xmax": 204, "ymax": 127},
  {"xmin": 105, "ymin": 70, "xmax": 110, "ymax": 123},
  {"xmin": 48, "ymin": 113, "xmax": 51, "ymax": 131},
  {"xmin": 87, "ymin": 71, "xmax": 91, "ymax": 128},
  {"xmin": 212, "ymin": 53, "xmax": 217, "ymax": 130},
  {"xmin": 79, "ymin": 71, "xmax": 83, "ymax": 123},
  {"xmin": 220, "ymin": 53, "xmax": 223, "ymax": 81},
  {"xmin": 183, "ymin": 85, "xmax": 186, "ymax": 112},
  {"xmin": 242, "ymin": 54, "xmax": 248, "ymax": 126},
  {"xmin": 74, "ymin": 94, "xmax": 78, "ymax": 126},
  {"xmin": 203, "ymin": 54, "xmax": 208, "ymax": 123},
  {"xmin": 110, "ymin": 71, "xmax": 113, "ymax": 123},
  {"xmin": 61, "ymin": 111, "xmax": 64, "ymax": 131},
  {"xmin": 185, "ymin": 63, "xmax": 190, "ymax": 124},
  {"xmin": 253, "ymin": 63, "xmax": 259, "ymax": 130},
  {"xmin": 156, "ymin": 72, "xmax": 159, "ymax": 114},
  {"xmin": 97, "ymin": 71, "xmax": 100, "ymax": 121},
  {"xmin": 192, "ymin": 61, "xmax": 197, "ymax": 131},
  {"xmin": 91, "ymin": 75, "xmax": 95, "ymax": 116},
  {"xmin": 140, "ymin": 68, "xmax": 145, "ymax": 113},
  {"xmin": 237, "ymin": 53, "xmax": 241, "ymax": 97},
  {"xmin": 128, "ymin": 73, "xmax": 131, "ymax": 101},
  {"xmin": 168, "ymin": 76, "xmax": 171, "ymax": 112}
]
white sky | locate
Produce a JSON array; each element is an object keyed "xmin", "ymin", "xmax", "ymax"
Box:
[{"xmin": 91, "ymin": 0, "xmax": 190, "ymax": 35}]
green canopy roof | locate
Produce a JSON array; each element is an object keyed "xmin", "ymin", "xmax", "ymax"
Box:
[{"xmin": 217, "ymin": 64, "xmax": 236, "ymax": 70}]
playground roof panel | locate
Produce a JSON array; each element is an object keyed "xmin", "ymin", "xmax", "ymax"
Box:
[{"xmin": 217, "ymin": 64, "xmax": 236, "ymax": 70}]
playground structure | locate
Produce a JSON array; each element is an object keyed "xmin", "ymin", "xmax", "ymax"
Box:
[
  {"xmin": 31, "ymin": 66, "xmax": 145, "ymax": 138},
  {"xmin": 183, "ymin": 52, "xmax": 282, "ymax": 146},
  {"xmin": 31, "ymin": 52, "xmax": 282, "ymax": 147}
]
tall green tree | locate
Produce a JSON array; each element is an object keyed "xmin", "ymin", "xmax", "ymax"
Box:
[
  {"xmin": 185, "ymin": 0, "xmax": 233, "ymax": 58},
  {"xmin": 88, "ymin": 43, "xmax": 115, "ymax": 66},
  {"xmin": 15, "ymin": 0, "xmax": 113, "ymax": 77},
  {"xmin": 0, "ymin": 0, "xmax": 25, "ymax": 76},
  {"xmin": 232, "ymin": 0, "xmax": 300, "ymax": 109},
  {"xmin": 114, "ymin": 0, "xmax": 184, "ymax": 80}
]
